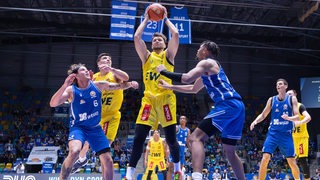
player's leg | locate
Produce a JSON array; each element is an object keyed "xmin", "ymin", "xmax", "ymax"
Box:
[
  {"xmin": 258, "ymin": 153, "xmax": 271, "ymax": 180},
  {"xmin": 299, "ymin": 157, "xmax": 310, "ymax": 180},
  {"xmin": 125, "ymin": 124, "xmax": 151, "ymax": 179},
  {"xmin": 166, "ymin": 161, "xmax": 174, "ymax": 180},
  {"xmin": 88, "ymin": 126, "xmax": 113, "ymax": 180},
  {"xmin": 103, "ymin": 111, "xmax": 121, "ymax": 146},
  {"xmin": 98, "ymin": 151, "xmax": 114, "ymax": 180},
  {"xmin": 222, "ymin": 141, "xmax": 245, "ymax": 180},
  {"xmin": 287, "ymin": 157, "xmax": 300, "ymax": 179},
  {"xmin": 146, "ymin": 170, "xmax": 153, "ymax": 180},
  {"xmin": 163, "ymin": 124, "xmax": 183, "ymax": 180},
  {"xmin": 70, "ymin": 141, "xmax": 89, "ymax": 174},
  {"xmin": 281, "ymin": 134, "xmax": 300, "ymax": 180},
  {"xmin": 60, "ymin": 140, "xmax": 83, "ymax": 180},
  {"xmin": 188, "ymin": 124, "xmax": 210, "ymax": 180}
]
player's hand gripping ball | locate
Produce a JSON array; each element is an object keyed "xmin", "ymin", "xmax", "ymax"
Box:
[{"xmin": 147, "ymin": 3, "xmax": 166, "ymax": 22}]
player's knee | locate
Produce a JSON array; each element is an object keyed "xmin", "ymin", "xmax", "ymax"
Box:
[
  {"xmin": 261, "ymin": 154, "xmax": 271, "ymax": 164},
  {"xmin": 189, "ymin": 133, "xmax": 204, "ymax": 145},
  {"xmin": 68, "ymin": 146, "xmax": 81, "ymax": 158},
  {"xmin": 101, "ymin": 153, "xmax": 113, "ymax": 166}
]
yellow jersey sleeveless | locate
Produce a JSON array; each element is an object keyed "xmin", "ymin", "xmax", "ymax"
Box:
[
  {"xmin": 292, "ymin": 103, "xmax": 309, "ymax": 138},
  {"xmin": 93, "ymin": 71, "xmax": 123, "ymax": 114},
  {"xmin": 149, "ymin": 138, "xmax": 165, "ymax": 161},
  {"xmin": 143, "ymin": 51, "xmax": 174, "ymax": 96}
]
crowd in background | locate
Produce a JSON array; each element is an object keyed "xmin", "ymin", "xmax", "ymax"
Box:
[{"xmin": 0, "ymin": 88, "xmax": 319, "ymax": 179}]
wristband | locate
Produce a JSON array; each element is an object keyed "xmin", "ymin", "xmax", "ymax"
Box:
[{"xmin": 160, "ymin": 70, "xmax": 182, "ymax": 83}]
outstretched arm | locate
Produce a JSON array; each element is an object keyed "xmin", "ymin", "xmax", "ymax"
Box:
[
  {"xmin": 250, "ymin": 97, "xmax": 272, "ymax": 130},
  {"xmin": 134, "ymin": 11, "xmax": 150, "ymax": 64},
  {"xmin": 164, "ymin": 9, "xmax": 179, "ymax": 64},
  {"xmin": 157, "ymin": 59, "xmax": 219, "ymax": 84},
  {"xmin": 158, "ymin": 78, "xmax": 204, "ymax": 94},
  {"xmin": 95, "ymin": 81, "xmax": 139, "ymax": 91}
]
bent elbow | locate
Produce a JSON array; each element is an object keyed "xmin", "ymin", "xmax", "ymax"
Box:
[
  {"xmin": 134, "ymin": 34, "xmax": 141, "ymax": 42},
  {"xmin": 50, "ymin": 101, "xmax": 57, "ymax": 107}
]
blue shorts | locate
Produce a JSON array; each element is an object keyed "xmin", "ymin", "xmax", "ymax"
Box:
[
  {"xmin": 68, "ymin": 125, "xmax": 110, "ymax": 153},
  {"xmin": 169, "ymin": 146, "xmax": 186, "ymax": 165},
  {"xmin": 262, "ymin": 131, "xmax": 295, "ymax": 157},
  {"xmin": 204, "ymin": 99, "xmax": 245, "ymax": 140}
]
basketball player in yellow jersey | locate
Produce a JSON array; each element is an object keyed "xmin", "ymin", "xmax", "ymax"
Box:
[
  {"xmin": 125, "ymin": 6, "xmax": 182, "ymax": 180},
  {"xmin": 144, "ymin": 130, "xmax": 169, "ymax": 180},
  {"xmin": 287, "ymin": 89, "xmax": 312, "ymax": 180},
  {"xmin": 71, "ymin": 53, "xmax": 131, "ymax": 174}
]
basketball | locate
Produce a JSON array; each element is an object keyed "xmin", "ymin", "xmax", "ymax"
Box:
[{"xmin": 147, "ymin": 3, "xmax": 165, "ymax": 22}]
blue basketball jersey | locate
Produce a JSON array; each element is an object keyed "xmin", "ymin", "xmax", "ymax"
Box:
[
  {"xmin": 69, "ymin": 81, "xmax": 102, "ymax": 127},
  {"xmin": 202, "ymin": 63, "xmax": 245, "ymax": 140},
  {"xmin": 176, "ymin": 125, "xmax": 189, "ymax": 149},
  {"xmin": 201, "ymin": 65, "xmax": 242, "ymax": 103},
  {"xmin": 269, "ymin": 94, "xmax": 294, "ymax": 133}
]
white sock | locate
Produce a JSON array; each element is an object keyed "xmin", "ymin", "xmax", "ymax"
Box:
[
  {"xmin": 126, "ymin": 167, "xmax": 135, "ymax": 179},
  {"xmin": 192, "ymin": 172, "xmax": 202, "ymax": 180},
  {"xmin": 79, "ymin": 156, "xmax": 87, "ymax": 163},
  {"xmin": 174, "ymin": 162, "xmax": 181, "ymax": 172}
]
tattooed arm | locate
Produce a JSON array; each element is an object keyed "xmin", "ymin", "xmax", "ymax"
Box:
[{"xmin": 94, "ymin": 80, "xmax": 139, "ymax": 91}]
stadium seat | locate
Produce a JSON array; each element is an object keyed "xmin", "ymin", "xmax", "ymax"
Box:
[{"xmin": 4, "ymin": 162, "xmax": 12, "ymax": 171}]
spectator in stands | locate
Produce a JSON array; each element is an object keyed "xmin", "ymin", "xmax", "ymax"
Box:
[
  {"xmin": 221, "ymin": 169, "xmax": 230, "ymax": 180},
  {"xmin": 312, "ymin": 168, "xmax": 320, "ymax": 180},
  {"xmin": 50, "ymin": 63, "xmax": 138, "ymax": 180},
  {"xmin": 212, "ymin": 168, "xmax": 222, "ymax": 180},
  {"xmin": 13, "ymin": 162, "xmax": 25, "ymax": 173},
  {"xmin": 4, "ymin": 139, "xmax": 14, "ymax": 155}
]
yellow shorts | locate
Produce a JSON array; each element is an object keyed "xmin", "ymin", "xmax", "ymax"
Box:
[
  {"xmin": 99, "ymin": 111, "xmax": 121, "ymax": 142},
  {"xmin": 293, "ymin": 136, "xmax": 309, "ymax": 158},
  {"xmin": 146, "ymin": 159, "xmax": 167, "ymax": 171},
  {"xmin": 136, "ymin": 93, "xmax": 177, "ymax": 128}
]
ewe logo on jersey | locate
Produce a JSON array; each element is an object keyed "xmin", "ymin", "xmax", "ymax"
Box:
[{"xmin": 145, "ymin": 71, "xmax": 160, "ymax": 81}]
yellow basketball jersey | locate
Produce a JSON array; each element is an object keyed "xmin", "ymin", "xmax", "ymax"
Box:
[
  {"xmin": 292, "ymin": 103, "xmax": 309, "ymax": 138},
  {"xmin": 149, "ymin": 138, "xmax": 165, "ymax": 161},
  {"xmin": 93, "ymin": 72, "xmax": 123, "ymax": 114},
  {"xmin": 143, "ymin": 51, "xmax": 174, "ymax": 96}
]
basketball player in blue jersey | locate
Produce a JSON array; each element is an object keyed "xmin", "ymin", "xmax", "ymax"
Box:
[
  {"xmin": 167, "ymin": 115, "xmax": 190, "ymax": 180},
  {"xmin": 125, "ymin": 4, "xmax": 182, "ymax": 180},
  {"xmin": 156, "ymin": 40, "xmax": 246, "ymax": 180},
  {"xmin": 250, "ymin": 79, "xmax": 300, "ymax": 180},
  {"xmin": 50, "ymin": 63, "xmax": 138, "ymax": 180}
]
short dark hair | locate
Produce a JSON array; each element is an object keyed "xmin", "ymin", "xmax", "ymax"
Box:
[
  {"xmin": 277, "ymin": 78, "xmax": 288, "ymax": 85},
  {"xmin": 152, "ymin": 32, "xmax": 167, "ymax": 43},
  {"xmin": 97, "ymin": 53, "xmax": 111, "ymax": 63},
  {"xmin": 288, "ymin": 89, "xmax": 297, "ymax": 95},
  {"xmin": 201, "ymin": 40, "xmax": 220, "ymax": 58}
]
